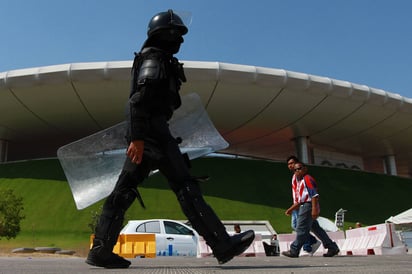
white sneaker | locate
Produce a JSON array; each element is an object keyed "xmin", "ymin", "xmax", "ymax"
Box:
[
  {"xmin": 310, "ymin": 241, "xmax": 321, "ymax": 256},
  {"xmin": 300, "ymin": 250, "xmax": 311, "ymax": 256}
]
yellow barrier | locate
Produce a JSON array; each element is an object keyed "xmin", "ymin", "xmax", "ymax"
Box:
[{"xmin": 89, "ymin": 234, "xmax": 156, "ymax": 258}]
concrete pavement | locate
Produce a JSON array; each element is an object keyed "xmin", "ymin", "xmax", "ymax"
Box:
[{"xmin": 1, "ymin": 254, "xmax": 412, "ymax": 274}]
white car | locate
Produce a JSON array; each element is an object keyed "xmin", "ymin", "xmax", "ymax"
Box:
[{"xmin": 120, "ymin": 219, "xmax": 199, "ymax": 257}]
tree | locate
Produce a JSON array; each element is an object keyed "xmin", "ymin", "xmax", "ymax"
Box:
[
  {"xmin": 88, "ymin": 206, "xmax": 102, "ymax": 234},
  {"xmin": 0, "ymin": 189, "xmax": 25, "ymax": 240}
]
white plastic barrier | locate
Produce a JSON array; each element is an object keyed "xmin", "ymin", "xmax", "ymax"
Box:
[
  {"xmin": 197, "ymin": 234, "xmax": 265, "ymax": 258},
  {"xmin": 340, "ymin": 229, "xmax": 360, "ymax": 255},
  {"xmin": 238, "ymin": 234, "xmax": 265, "ymax": 257},
  {"xmin": 277, "ymin": 233, "xmax": 295, "ymax": 253},
  {"xmin": 341, "ymin": 223, "xmax": 407, "ymax": 256},
  {"xmin": 312, "ymin": 231, "xmax": 345, "ymax": 256},
  {"xmin": 197, "ymin": 236, "xmax": 212, "ymax": 258},
  {"xmin": 200, "ymin": 224, "xmax": 408, "ymax": 258},
  {"xmin": 278, "ymin": 231, "xmax": 345, "ymax": 256},
  {"xmin": 253, "ymin": 234, "xmax": 267, "ymax": 257}
]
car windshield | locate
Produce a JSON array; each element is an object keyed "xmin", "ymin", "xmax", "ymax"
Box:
[{"xmin": 164, "ymin": 221, "xmax": 193, "ymax": 235}]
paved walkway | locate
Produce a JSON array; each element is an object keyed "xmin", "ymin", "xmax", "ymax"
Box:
[{"xmin": 1, "ymin": 255, "xmax": 412, "ymax": 274}]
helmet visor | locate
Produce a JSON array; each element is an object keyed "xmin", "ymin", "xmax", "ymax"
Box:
[{"xmin": 174, "ymin": 10, "xmax": 192, "ymax": 29}]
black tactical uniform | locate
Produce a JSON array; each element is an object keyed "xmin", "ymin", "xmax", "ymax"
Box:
[{"xmin": 86, "ymin": 10, "xmax": 254, "ymax": 269}]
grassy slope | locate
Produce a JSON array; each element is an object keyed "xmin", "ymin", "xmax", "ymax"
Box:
[{"xmin": 0, "ymin": 157, "xmax": 411, "ymax": 253}]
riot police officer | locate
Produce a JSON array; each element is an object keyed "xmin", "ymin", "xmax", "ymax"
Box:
[{"xmin": 86, "ymin": 10, "xmax": 254, "ymax": 269}]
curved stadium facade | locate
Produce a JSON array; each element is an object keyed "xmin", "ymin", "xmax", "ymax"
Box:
[{"xmin": 1, "ymin": 61, "xmax": 412, "ymax": 178}]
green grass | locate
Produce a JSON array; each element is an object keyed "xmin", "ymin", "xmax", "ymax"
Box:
[{"xmin": 0, "ymin": 157, "xmax": 411, "ymax": 255}]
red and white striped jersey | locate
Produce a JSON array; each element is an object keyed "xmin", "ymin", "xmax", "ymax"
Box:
[{"xmin": 292, "ymin": 174, "xmax": 319, "ymax": 204}]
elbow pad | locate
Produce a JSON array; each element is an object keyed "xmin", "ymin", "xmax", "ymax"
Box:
[{"xmin": 137, "ymin": 59, "xmax": 166, "ymax": 85}]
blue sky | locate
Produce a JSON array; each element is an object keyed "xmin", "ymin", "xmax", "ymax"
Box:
[{"xmin": 1, "ymin": 0, "xmax": 411, "ymax": 98}]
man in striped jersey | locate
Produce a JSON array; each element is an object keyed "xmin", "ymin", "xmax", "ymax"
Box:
[
  {"xmin": 282, "ymin": 162, "xmax": 340, "ymax": 258},
  {"xmin": 286, "ymin": 156, "xmax": 320, "ymax": 255}
]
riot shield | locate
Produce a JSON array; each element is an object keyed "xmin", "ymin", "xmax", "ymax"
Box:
[{"xmin": 57, "ymin": 93, "xmax": 228, "ymax": 210}]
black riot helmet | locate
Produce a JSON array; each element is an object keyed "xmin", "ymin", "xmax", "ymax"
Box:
[{"xmin": 147, "ymin": 9, "xmax": 188, "ymax": 38}]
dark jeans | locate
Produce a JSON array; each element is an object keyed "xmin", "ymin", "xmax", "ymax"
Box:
[
  {"xmin": 292, "ymin": 209, "xmax": 318, "ymax": 251},
  {"xmin": 290, "ymin": 202, "xmax": 337, "ymax": 255}
]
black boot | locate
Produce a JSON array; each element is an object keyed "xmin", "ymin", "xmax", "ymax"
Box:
[
  {"xmin": 213, "ymin": 230, "xmax": 255, "ymax": 264},
  {"xmin": 323, "ymin": 242, "xmax": 340, "ymax": 257},
  {"xmin": 86, "ymin": 239, "xmax": 131, "ymax": 269}
]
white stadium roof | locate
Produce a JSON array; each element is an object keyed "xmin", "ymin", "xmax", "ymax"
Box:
[{"xmin": 1, "ymin": 61, "xmax": 412, "ymax": 177}]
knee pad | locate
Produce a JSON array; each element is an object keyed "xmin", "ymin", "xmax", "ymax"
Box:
[
  {"xmin": 177, "ymin": 182, "xmax": 202, "ymax": 210},
  {"xmin": 177, "ymin": 183, "xmax": 199, "ymax": 218},
  {"xmin": 176, "ymin": 182, "xmax": 229, "ymax": 245},
  {"xmin": 112, "ymin": 188, "xmax": 138, "ymax": 212},
  {"xmin": 94, "ymin": 206, "xmax": 126, "ymax": 248},
  {"xmin": 96, "ymin": 187, "xmax": 139, "ymax": 247},
  {"xmin": 109, "ymin": 171, "xmax": 146, "ymax": 209}
]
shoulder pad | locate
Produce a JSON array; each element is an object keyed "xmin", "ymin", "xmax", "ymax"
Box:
[{"xmin": 137, "ymin": 58, "xmax": 164, "ymax": 84}]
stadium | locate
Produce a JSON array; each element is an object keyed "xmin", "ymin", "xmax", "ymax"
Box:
[{"xmin": 1, "ymin": 61, "xmax": 412, "ymax": 177}]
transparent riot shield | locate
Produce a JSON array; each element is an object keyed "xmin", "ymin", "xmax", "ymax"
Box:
[{"xmin": 57, "ymin": 93, "xmax": 228, "ymax": 210}]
